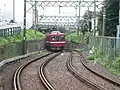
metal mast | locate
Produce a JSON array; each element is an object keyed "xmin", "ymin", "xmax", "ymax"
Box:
[
  {"xmin": 13, "ymin": 0, "xmax": 15, "ymax": 22},
  {"xmin": 22, "ymin": 0, "xmax": 26, "ymax": 55},
  {"xmin": 25, "ymin": 0, "xmax": 103, "ymax": 33},
  {"xmin": 0, "ymin": 8, "xmax": 1, "ymax": 22},
  {"xmin": 102, "ymin": 0, "xmax": 107, "ymax": 36},
  {"xmin": 31, "ymin": 0, "xmax": 35, "ymax": 27},
  {"xmin": 35, "ymin": 0, "xmax": 37, "ymax": 32},
  {"xmin": 77, "ymin": 1, "xmax": 81, "ymax": 36},
  {"xmin": 94, "ymin": 0, "xmax": 96, "ymax": 35},
  {"xmin": 119, "ymin": 0, "xmax": 120, "ymax": 25}
]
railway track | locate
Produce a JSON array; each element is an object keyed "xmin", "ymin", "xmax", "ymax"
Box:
[
  {"xmin": 75, "ymin": 50, "xmax": 120, "ymax": 87},
  {"xmin": 66, "ymin": 51, "xmax": 106, "ymax": 90},
  {"xmin": 67, "ymin": 51, "xmax": 120, "ymax": 90},
  {"xmin": 13, "ymin": 52, "xmax": 59, "ymax": 90},
  {"xmin": 13, "ymin": 50, "xmax": 120, "ymax": 90},
  {"xmin": 38, "ymin": 53, "xmax": 61, "ymax": 90}
]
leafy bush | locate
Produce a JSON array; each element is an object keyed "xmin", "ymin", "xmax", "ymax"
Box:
[
  {"xmin": 0, "ymin": 29, "xmax": 45, "ymax": 46},
  {"xmin": 66, "ymin": 31, "xmax": 89, "ymax": 44},
  {"xmin": 89, "ymin": 47, "xmax": 120, "ymax": 76}
]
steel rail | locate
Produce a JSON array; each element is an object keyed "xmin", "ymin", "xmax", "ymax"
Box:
[
  {"xmin": 13, "ymin": 52, "xmax": 53, "ymax": 90},
  {"xmin": 74, "ymin": 50, "xmax": 120, "ymax": 87},
  {"xmin": 38, "ymin": 52, "xmax": 61, "ymax": 90},
  {"xmin": 66, "ymin": 51, "xmax": 107, "ymax": 90}
]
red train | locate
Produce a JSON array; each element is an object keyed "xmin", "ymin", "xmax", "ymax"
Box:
[{"xmin": 45, "ymin": 31, "xmax": 66, "ymax": 51}]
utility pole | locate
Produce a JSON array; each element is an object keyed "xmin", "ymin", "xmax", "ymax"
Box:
[
  {"xmin": 93, "ymin": 0, "xmax": 96, "ymax": 35},
  {"xmin": 116, "ymin": 0, "xmax": 120, "ymax": 49},
  {"xmin": 37, "ymin": 9, "xmax": 38, "ymax": 30},
  {"xmin": 0, "ymin": 8, "xmax": 1, "ymax": 22},
  {"xmin": 31, "ymin": 0, "xmax": 35, "ymax": 28},
  {"xmin": 102, "ymin": 0, "xmax": 107, "ymax": 36},
  {"xmin": 13, "ymin": 0, "xmax": 15, "ymax": 22},
  {"xmin": 59, "ymin": 6, "xmax": 61, "ymax": 15},
  {"xmin": 22, "ymin": 0, "xmax": 26, "ymax": 55},
  {"xmin": 87, "ymin": 6, "xmax": 90, "ymax": 32},
  {"xmin": 35, "ymin": 1, "xmax": 37, "ymax": 33},
  {"xmin": 119, "ymin": 0, "xmax": 120, "ymax": 26},
  {"xmin": 77, "ymin": 1, "xmax": 81, "ymax": 36}
]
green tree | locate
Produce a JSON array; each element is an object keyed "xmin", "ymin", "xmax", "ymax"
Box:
[
  {"xmin": 98, "ymin": 0, "xmax": 119, "ymax": 37},
  {"xmin": 105, "ymin": 0, "xmax": 119, "ymax": 36},
  {"xmin": 97, "ymin": 8, "xmax": 103, "ymax": 36}
]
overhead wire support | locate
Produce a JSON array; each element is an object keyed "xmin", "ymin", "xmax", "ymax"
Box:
[
  {"xmin": 35, "ymin": 0, "xmax": 37, "ymax": 33},
  {"xmin": 119, "ymin": 0, "xmax": 120, "ymax": 25},
  {"xmin": 102, "ymin": 0, "xmax": 107, "ymax": 37},
  {"xmin": 13, "ymin": 0, "xmax": 15, "ymax": 22},
  {"xmin": 22, "ymin": 0, "xmax": 27, "ymax": 55},
  {"xmin": 93, "ymin": 0, "xmax": 96, "ymax": 36},
  {"xmin": 26, "ymin": 0, "xmax": 103, "ymax": 7},
  {"xmin": 25, "ymin": 0, "xmax": 104, "ymax": 34},
  {"xmin": 77, "ymin": 1, "xmax": 81, "ymax": 36}
]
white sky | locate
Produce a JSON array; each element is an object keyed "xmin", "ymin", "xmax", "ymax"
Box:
[{"xmin": 0, "ymin": 0, "xmax": 103, "ymax": 28}]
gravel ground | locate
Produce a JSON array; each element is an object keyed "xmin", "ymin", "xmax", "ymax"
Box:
[
  {"xmin": 72, "ymin": 52, "xmax": 120, "ymax": 90},
  {"xmin": 45, "ymin": 52, "xmax": 94, "ymax": 90},
  {"xmin": 20, "ymin": 53, "xmax": 57, "ymax": 90},
  {"xmin": 1, "ymin": 49, "xmax": 120, "ymax": 90},
  {"xmin": 0, "ymin": 51, "xmax": 47, "ymax": 90}
]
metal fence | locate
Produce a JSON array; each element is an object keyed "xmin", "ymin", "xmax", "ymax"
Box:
[
  {"xmin": 88, "ymin": 35, "xmax": 120, "ymax": 57},
  {"xmin": 0, "ymin": 23, "xmax": 21, "ymax": 37},
  {"xmin": 0, "ymin": 40, "xmax": 45, "ymax": 61}
]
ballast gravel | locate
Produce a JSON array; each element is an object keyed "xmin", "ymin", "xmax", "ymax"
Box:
[
  {"xmin": 44, "ymin": 52, "xmax": 94, "ymax": 90},
  {"xmin": 0, "ymin": 51, "xmax": 46, "ymax": 90}
]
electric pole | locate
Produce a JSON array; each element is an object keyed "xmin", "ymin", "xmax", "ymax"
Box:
[
  {"xmin": 13, "ymin": 0, "xmax": 15, "ymax": 22},
  {"xmin": 77, "ymin": 1, "xmax": 81, "ymax": 36},
  {"xmin": 22, "ymin": 0, "xmax": 26, "ymax": 55},
  {"xmin": 93, "ymin": 0, "xmax": 96, "ymax": 36},
  {"xmin": 31, "ymin": 0, "xmax": 35, "ymax": 28},
  {"xmin": 35, "ymin": 1, "xmax": 37, "ymax": 33},
  {"xmin": 102, "ymin": 0, "xmax": 107, "ymax": 36},
  {"xmin": 87, "ymin": 6, "xmax": 90, "ymax": 32},
  {"xmin": 119, "ymin": 0, "xmax": 120, "ymax": 26}
]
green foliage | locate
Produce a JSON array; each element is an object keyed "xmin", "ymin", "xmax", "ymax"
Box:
[
  {"xmin": 0, "ymin": 38, "xmax": 8, "ymax": 45},
  {"xmin": 66, "ymin": 31, "xmax": 90, "ymax": 44},
  {"xmin": 88, "ymin": 47, "xmax": 120, "ymax": 76},
  {"xmin": 98, "ymin": 0, "xmax": 119, "ymax": 36},
  {"xmin": 16, "ymin": 29, "xmax": 45, "ymax": 41},
  {"xmin": 92, "ymin": 48, "xmax": 103, "ymax": 59},
  {"xmin": 105, "ymin": 0, "xmax": 119, "ymax": 36},
  {"xmin": 88, "ymin": 55, "xmax": 95, "ymax": 60},
  {"xmin": 0, "ymin": 29, "xmax": 45, "ymax": 46},
  {"xmin": 97, "ymin": 11, "xmax": 103, "ymax": 36}
]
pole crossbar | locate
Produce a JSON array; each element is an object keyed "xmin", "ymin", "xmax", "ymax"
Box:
[{"xmin": 26, "ymin": 0, "xmax": 103, "ymax": 7}]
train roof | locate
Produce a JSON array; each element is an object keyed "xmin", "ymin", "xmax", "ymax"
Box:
[{"xmin": 50, "ymin": 31, "xmax": 65, "ymax": 35}]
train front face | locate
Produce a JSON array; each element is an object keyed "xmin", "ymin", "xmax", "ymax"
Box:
[{"xmin": 49, "ymin": 33, "xmax": 66, "ymax": 51}]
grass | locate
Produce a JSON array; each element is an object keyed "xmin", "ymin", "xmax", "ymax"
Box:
[
  {"xmin": 66, "ymin": 31, "xmax": 120, "ymax": 76},
  {"xmin": 66, "ymin": 31, "xmax": 89, "ymax": 44},
  {"xmin": 88, "ymin": 47, "xmax": 120, "ymax": 76},
  {"xmin": 0, "ymin": 29, "xmax": 45, "ymax": 46}
]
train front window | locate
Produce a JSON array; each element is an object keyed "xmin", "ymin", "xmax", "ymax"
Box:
[
  {"xmin": 60, "ymin": 36, "xmax": 65, "ymax": 41},
  {"xmin": 51, "ymin": 36, "xmax": 55, "ymax": 41},
  {"xmin": 56, "ymin": 36, "xmax": 59, "ymax": 41}
]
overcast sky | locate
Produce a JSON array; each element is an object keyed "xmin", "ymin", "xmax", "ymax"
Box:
[{"xmin": 0, "ymin": 0, "xmax": 103, "ymax": 28}]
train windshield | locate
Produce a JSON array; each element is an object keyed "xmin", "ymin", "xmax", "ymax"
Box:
[
  {"xmin": 51, "ymin": 36, "xmax": 55, "ymax": 41},
  {"xmin": 56, "ymin": 36, "xmax": 59, "ymax": 41},
  {"xmin": 60, "ymin": 35, "xmax": 65, "ymax": 41},
  {"xmin": 51, "ymin": 35, "xmax": 65, "ymax": 41}
]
